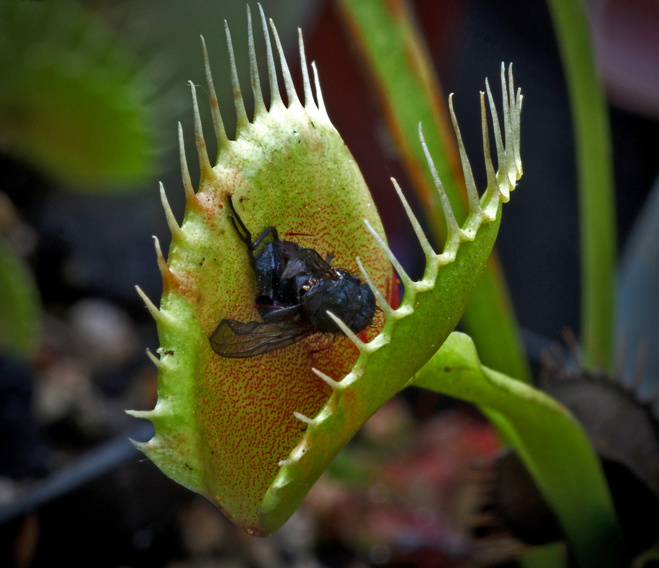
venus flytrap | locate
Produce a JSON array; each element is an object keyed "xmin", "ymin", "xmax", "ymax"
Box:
[
  {"xmin": 130, "ymin": 6, "xmax": 393, "ymax": 535},
  {"xmin": 129, "ymin": 6, "xmax": 534, "ymax": 540}
]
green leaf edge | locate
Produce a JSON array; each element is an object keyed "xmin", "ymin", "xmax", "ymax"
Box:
[
  {"xmin": 545, "ymin": 0, "xmax": 617, "ymax": 371},
  {"xmin": 0, "ymin": 236, "xmax": 41, "ymax": 359}
]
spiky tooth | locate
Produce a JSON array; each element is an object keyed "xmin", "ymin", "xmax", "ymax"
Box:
[
  {"xmin": 153, "ymin": 235, "xmax": 166, "ymax": 267},
  {"xmin": 514, "ymin": 89, "xmax": 524, "ymax": 177},
  {"xmin": 293, "ymin": 411, "xmax": 314, "ymax": 425},
  {"xmin": 311, "ymin": 367, "xmax": 342, "ymax": 390},
  {"xmin": 418, "ymin": 124, "xmax": 461, "ymax": 240},
  {"xmin": 224, "ymin": 20, "xmax": 249, "ymax": 129},
  {"xmin": 152, "ymin": 235, "xmax": 169, "ymax": 274},
  {"xmin": 326, "ymin": 310, "xmax": 366, "ymax": 352},
  {"xmin": 480, "ymin": 91, "xmax": 499, "ymax": 211},
  {"xmin": 390, "ymin": 178, "xmax": 437, "ymax": 263},
  {"xmin": 269, "ymin": 18, "xmax": 299, "ymax": 107},
  {"xmin": 485, "ymin": 79, "xmax": 504, "ymax": 165},
  {"xmin": 159, "ymin": 182, "xmax": 183, "ymax": 240},
  {"xmin": 508, "ymin": 65, "xmax": 521, "ymax": 175},
  {"xmin": 258, "ymin": 4, "xmax": 281, "ymax": 109},
  {"xmin": 363, "ymin": 218, "xmax": 414, "ymax": 293},
  {"xmin": 355, "ymin": 256, "xmax": 394, "ymax": 319},
  {"xmin": 507, "ymin": 63, "xmax": 516, "ymax": 114},
  {"xmin": 246, "ymin": 6, "xmax": 266, "ymax": 117},
  {"xmin": 135, "ymin": 285, "xmax": 165, "ymax": 324},
  {"xmin": 126, "ymin": 409, "xmax": 153, "ymax": 420},
  {"xmin": 501, "ymin": 64, "xmax": 516, "ymax": 188},
  {"xmin": 178, "ymin": 122, "xmax": 198, "ymax": 207},
  {"xmin": 200, "ymin": 35, "xmax": 229, "ymax": 152},
  {"xmin": 128, "ymin": 438, "xmax": 148, "ymax": 453},
  {"xmin": 187, "ymin": 82, "xmax": 215, "ymax": 181},
  {"xmin": 448, "ymin": 95, "xmax": 481, "ymax": 216},
  {"xmin": 289, "ymin": 440, "xmax": 310, "ymax": 461},
  {"xmin": 145, "ymin": 347, "xmax": 165, "ymax": 369},
  {"xmin": 297, "ymin": 29, "xmax": 315, "ymax": 111},
  {"xmin": 484, "ymin": 79, "xmax": 509, "ymax": 201},
  {"xmin": 311, "ymin": 61, "xmax": 329, "ymax": 121},
  {"xmin": 152, "ymin": 236, "xmax": 175, "ymax": 292}
]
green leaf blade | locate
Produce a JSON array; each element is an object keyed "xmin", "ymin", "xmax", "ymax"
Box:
[
  {"xmin": 0, "ymin": 238, "xmax": 41, "ymax": 359},
  {"xmin": 545, "ymin": 0, "xmax": 617, "ymax": 370}
]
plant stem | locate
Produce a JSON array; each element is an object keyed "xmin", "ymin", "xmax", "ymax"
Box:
[{"xmin": 545, "ymin": 0, "xmax": 617, "ymax": 370}]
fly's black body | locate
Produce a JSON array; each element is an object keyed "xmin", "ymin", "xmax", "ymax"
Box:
[{"xmin": 209, "ymin": 197, "xmax": 377, "ymax": 358}]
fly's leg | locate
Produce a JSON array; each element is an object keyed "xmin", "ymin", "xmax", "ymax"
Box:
[
  {"xmin": 252, "ymin": 226, "xmax": 279, "ymax": 249},
  {"xmin": 227, "ymin": 195, "xmax": 279, "ymax": 263},
  {"xmin": 227, "ymin": 195, "xmax": 254, "ymax": 249}
]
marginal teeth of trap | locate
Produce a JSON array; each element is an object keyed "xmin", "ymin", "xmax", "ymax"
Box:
[
  {"xmin": 246, "ymin": 5, "xmax": 266, "ymax": 117},
  {"xmin": 200, "ymin": 35, "xmax": 229, "ymax": 151},
  {"xmin": 197, "ymin": 5, "xmax": 333, "ymax": 149},
  {"xmin": 279, "ymin": 439, "xmax": 311, "ymax": 466},
  {"xmin": 159, "ymin": 182, "xmax": 183, "ymax": 240},
  {"xmin": 500, "ymin": 63, "xmax": 516, "ymax": 189},
  {"xmin": 369, "ymin": 64, "xmax": 522, "ymax": 289},
  {"xmin": 326, "ymin": 311, "xmax": 365, "ymax": 351},
  {"xmin": 355, "ymin": 257, "xmax": 394, "ymax": 319},
  {"xmin": 146, "ymin": 348, "xmax": 164, "ymax": 369},
  {"xmin": 258, "ymin": 4, "xmax": 281, "ymax": 109},
  {"xmin": 293, "ymin": 411, "xmax": 314, "ymax": 425},
  {"xmin": 297, "ymin": 29, "xmax": 315, "ymax": 111},
  {"xmin": 224, "ymin": 20, "xmax": 249, "ymax": 129},
  {"xmin": 187, "ymin": 82, "xmax": 214, "ymax": 181},
  {"xmin": 448, "ymin": 95, "xmax": 482, "ymax": 217},
  {"xmin": 177, "ymin": 123, "xmax": 197, "ymax": 206},
  {"xmin": 479, "ymin": 91, "xmax": 499, "ymax": 212},
  {"xmin": 153, "ymin": 236, "xmax": 169, "ymax": 276},
  {"xmin": 311, "ymin": 62, "xmax": 329, "ymax": 121},
  {"xmin": 484, "ymin": 79, "xmax": 507, "ymax": 198},
  {"xmin": 418, "ymin": 124, "xmax": 461, "ymax": 240},
  {"xmin": 269, "ymin": 18, "xmax": 300, "ymax": 108},
  {"xmin": 135, "ymin": 285, "xmax": 166, "ymax": 324},
  {"xmin": 389, "ymin": 178, "xmax": 437, "ymax": 263},
  {"xmin": 311, "ymin": 367, "xmax": 342, "ymax": 390},
  {"xmin": 364, "ymin": 218, "xmax": 414, "ymax": 292},
  {"xmin": 514, "ymin": 90, "xmax": 524, "ymax": 176}
]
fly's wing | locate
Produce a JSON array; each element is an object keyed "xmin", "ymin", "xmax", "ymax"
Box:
[
  {"xmin": 209, "ymin": 318, "xmax": 313, "ymax": 358},
  {"xmin": 280, "ymin": 248, "xmax": 335, "ymax": 281}
]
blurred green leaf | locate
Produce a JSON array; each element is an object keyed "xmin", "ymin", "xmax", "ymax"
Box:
[
  {"xmin": 0, "ymin": 237, "xmax": 40, "ymax": 359},
  {"xmin": 0, "ymin": 0, "xmax": 157, "ymax": 190}
]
